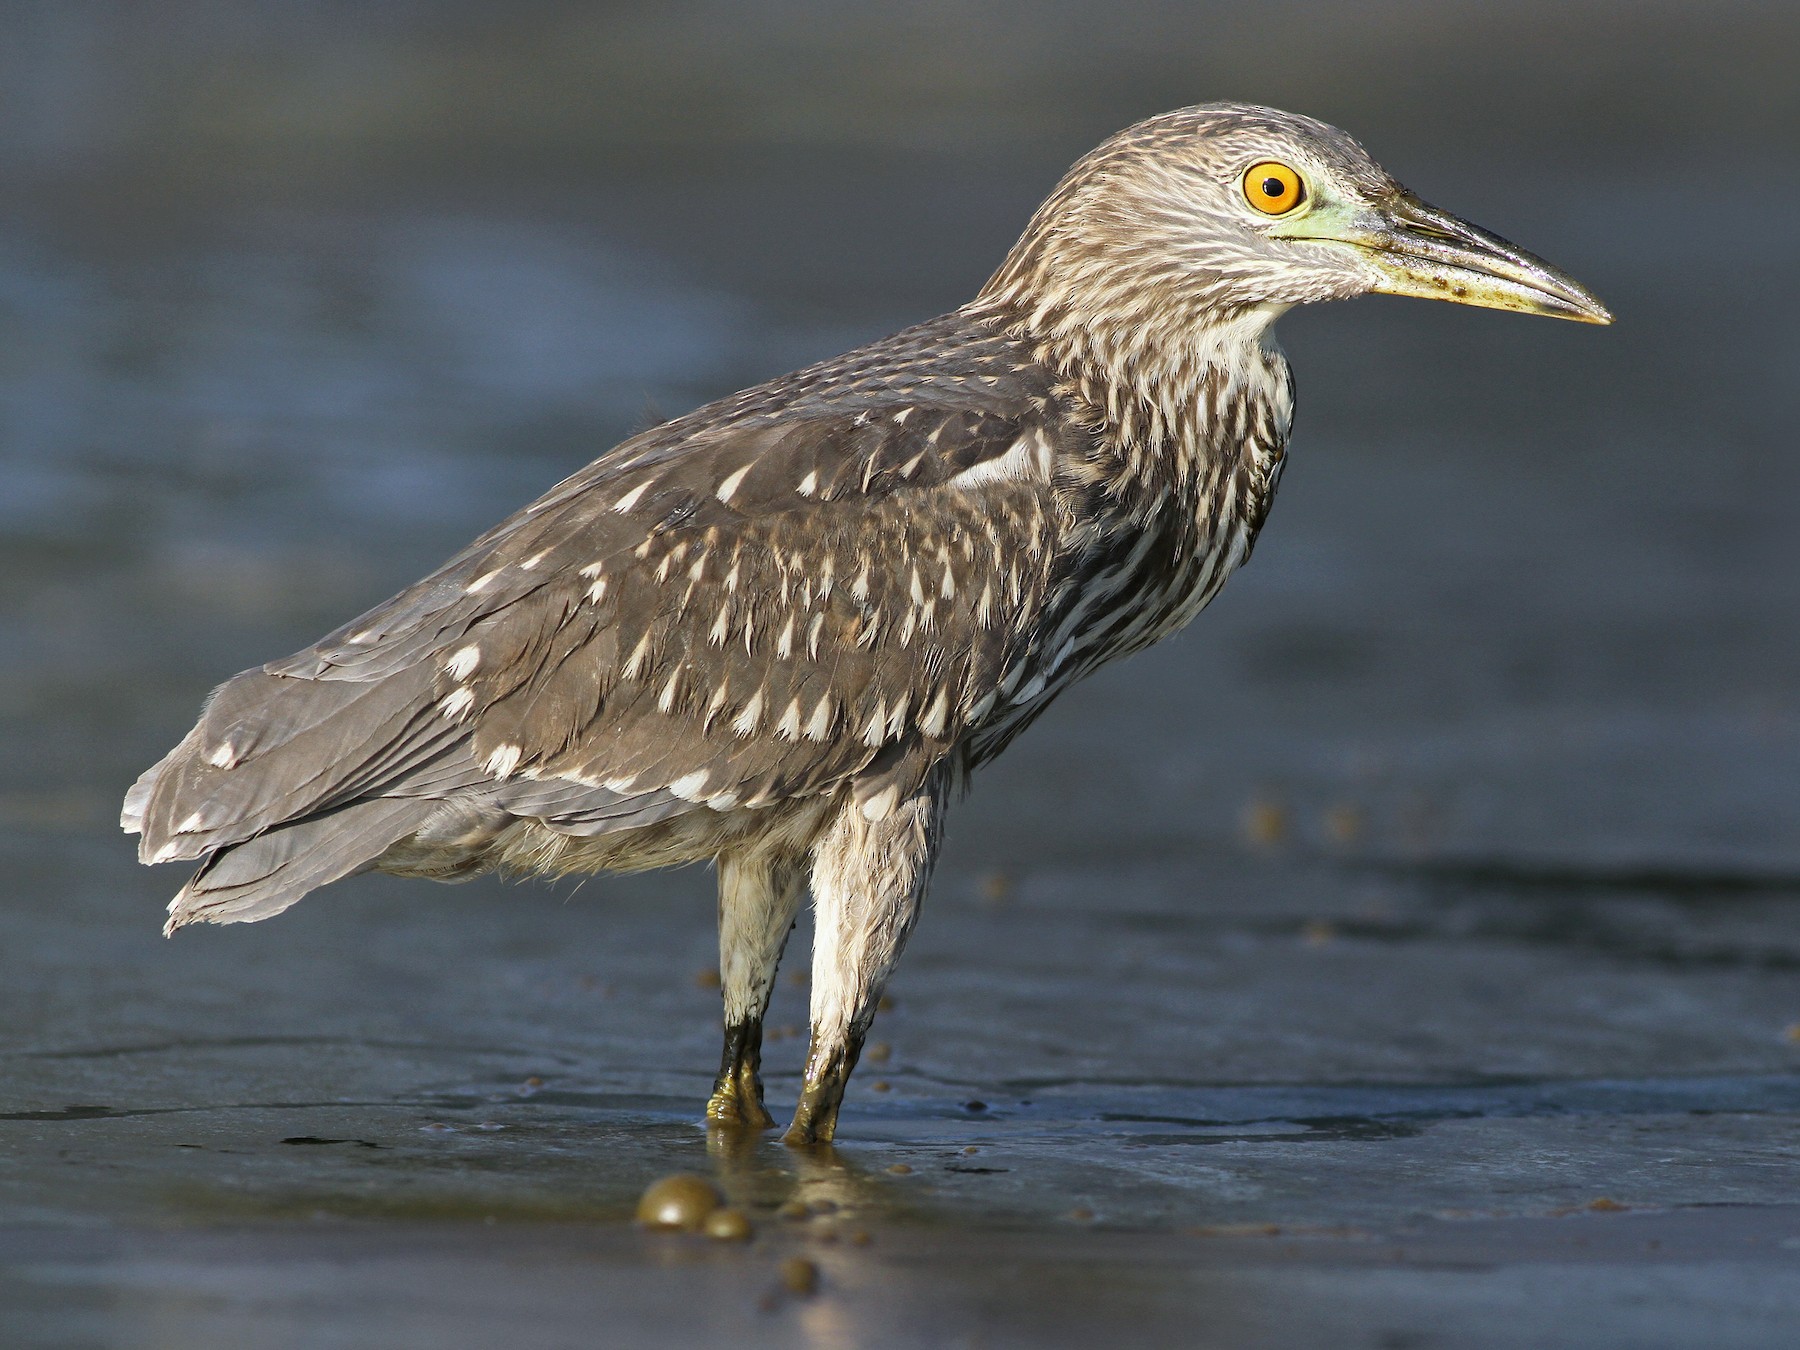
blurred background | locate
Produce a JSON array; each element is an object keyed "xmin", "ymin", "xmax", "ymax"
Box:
[{"xmin": 2, "ymin": 3, "xmax": 1798, "ymax": 1344}]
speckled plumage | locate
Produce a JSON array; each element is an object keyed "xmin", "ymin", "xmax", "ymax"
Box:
[{"xmin": 125, "ymin": 103, "xmax": 1607, "ymax": 1142}]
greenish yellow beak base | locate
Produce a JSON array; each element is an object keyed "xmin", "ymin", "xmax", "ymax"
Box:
[{"xmin": 1271, "ymin": 189, "xmax": 1613, "ymax": 325}]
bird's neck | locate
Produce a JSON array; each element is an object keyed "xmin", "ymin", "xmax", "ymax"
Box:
[{"xmin": 968, "ymin": 294, "xmax": 1293, "ymax": 494}]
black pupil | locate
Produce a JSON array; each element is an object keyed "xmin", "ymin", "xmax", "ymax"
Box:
[{"xmin": 1260, "ymin": 176, "xmax": 1287, "ymax": 199}]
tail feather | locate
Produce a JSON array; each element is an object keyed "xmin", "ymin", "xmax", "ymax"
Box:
[
  {"xmin": 163, "ymin": 797, "xmax": 431, "ymax": 935},
  {"xmin": 131, "ymin": 664, "xmax": 445, "ymax": 865}
]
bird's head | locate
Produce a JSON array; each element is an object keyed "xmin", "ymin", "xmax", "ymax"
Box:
[{"xmin": 980, "ymin": 103, "xmax": 1610, "ymax": 372}]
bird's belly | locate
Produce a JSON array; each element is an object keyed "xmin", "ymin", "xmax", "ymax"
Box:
[{"xmin": 376, "ymin": 792, "xmax": 840, "ymax": 882}]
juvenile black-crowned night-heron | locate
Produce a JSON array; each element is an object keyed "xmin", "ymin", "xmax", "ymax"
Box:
[{"xmin": 125, "ymin": 104, "xmax": 1609, "ymax": 1144}]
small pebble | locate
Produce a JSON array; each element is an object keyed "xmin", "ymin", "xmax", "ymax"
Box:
[
  {"xmin": 877, "ymin": 994, "xmax": 895, "ymax": 1012},
  {"xmin": 703, "ymin": 1207, "xmax": 754, "ymax": 1242},
  {"xmin": 870, "ymin": 1080, "xmax": 891, "ymax": 1093},
  {"xmin": 1066, "ymin": 1206, "xmax": 1095, "ymax": 1223},
  {"xmin": 1301, "ymin": 919, "xmax": 1337, "ymax": 947},
  {"xmin": 786, "ymin": 970, "xmax": 809, "ymax": 988},
  {"xmin": 1783, "ymin": 1023, "xmax": 1800, "ymax": 1044},
  {"xmin": 848, "ymin": 1229, "xmax": 872, "ymax": 1246},
  {"xmin": 964, "ymin": 1100, "xmax": 987, "ymax": 1113},
  {"xmin": 962, "ymin": 1146, "xmax": 980, "ymax": 1155},
  {"xmin": 865, "ymin": 1042, "xmax": 892, "ymax": 1063},
  {"xmin": 779, "ymin": 1257, "xmax": 820, "ymax": 1296},
  {"xmin": 886, "ymin": 1163, "xmax": 913, "ymax": 1175},
  {"xmin": 694, "ymin": 967, "xmax": 722, "ymax": 989},
  {"xmin": 978, "ymin": 869, "xmax": 1014, "ymax": 903},
  {"xmin": 1587, "ymin": 1196, "xmax": 1627, "ymax": 1212},
  {"xmin": 1242, "ymin": 796, "xmax": 1287, "ymax": 847},
  {"xmin": 1324, "ymin": 803, "xmax": 1364, "ymax": 844},
  {"xmin": 809, "ymin": 1199, "xmax": 839, "ymax": 1215},
  {"xmin": 419, "ymin": 1122, "xmax": 456, "ymax": 1134},
  {"xmin": 777, "ymin": 1199, "xmax": 810, "ymax": 1221},
  {"xmin": 636, "ymin": 1173, "xmax": 722, "ymax": 1231}
]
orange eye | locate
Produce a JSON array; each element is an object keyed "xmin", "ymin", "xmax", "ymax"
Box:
[{"xmin": 1243, "ymin": 161, "xmax": 1305, "ymax": 215}]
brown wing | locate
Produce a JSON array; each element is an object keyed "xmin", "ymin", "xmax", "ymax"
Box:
[
  {"xmin": 125, "ymin": 313, "xmax": 1073, "ymax": 922},
  {"xmin": 461, "ymin": 432, "xmax": 1054, "ymax": 809}
]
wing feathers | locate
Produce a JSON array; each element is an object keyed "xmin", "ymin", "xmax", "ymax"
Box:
[{"xmin": 128, "ymin": 311, "xmax": 1071, "ymax": 922}]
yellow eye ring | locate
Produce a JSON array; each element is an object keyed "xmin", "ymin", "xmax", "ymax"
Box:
[{"xmin": 1243, "ymin": 161, "xmax": 1305, "ymax": 215}]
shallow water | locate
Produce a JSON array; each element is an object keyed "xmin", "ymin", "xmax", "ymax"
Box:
[{"xmin": 3, "ymin": 5, "xmax": 1799, "ymax": 1346}]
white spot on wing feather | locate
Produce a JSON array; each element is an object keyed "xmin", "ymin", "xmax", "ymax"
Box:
[
  {"xmin": 622, "ymin": 632, "xmax": 654, "ymax": 681},
  {"xmin": 669, "ymin": 770, "xmax": 711, "ymax": 801},
  {"xmin": 861, "ymin": 699, "xmax": 888, "ymax": 748},
  {"xmin": 731, "ymin": 689, "xmax": 764, "ymax": 737},
  {"xmin": 860, "ymin": 785, "xmax": 900, "ymax": 822},
  {"xmin": 484, "ymin": 744, "xmax": 523, "ymax": 779},
  {"xmin": 715, "ymin": 463, "xmax": 752, "ymax": 503},
  {"xmin": 885, "ymin": 692, "xmax": 911, "ymax": 738},
  {"xmin": 775, "ymin": 697, "xmax": 802, "ymax": 739},
  {"xmin": 945, "ymin": 428, "xmax": 1052, "ymax": 490},
  {"xmin": 444, "ymin": 645, "xmax": 481, "ymax": 680},
  {"xmin": 920, "ymin": 689, "xmax": 949, "ymax": 737}
]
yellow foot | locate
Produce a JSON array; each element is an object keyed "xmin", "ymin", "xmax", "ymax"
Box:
[
  {"xmin": 705, "ymin": 1082, "xmax": 776, "ymax": 1131},
  {"xmin": 707, "ymin": 1018, "xmax": 777, "ymax": 1129},
  {"xmin": 781, "ymin": 1119, "xmax": 832, "ymax": 1148},
  {"xmin": 782, "ymin": 1076, "xmax": 845, "ymax": 1147}
]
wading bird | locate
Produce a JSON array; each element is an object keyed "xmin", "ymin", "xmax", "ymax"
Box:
[{"xmin": 125, "ymin": 104, "xmax": 1609, "ymax": 1144}]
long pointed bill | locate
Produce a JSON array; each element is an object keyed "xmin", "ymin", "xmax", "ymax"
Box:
[{"xmin": 1272, "ymin": 189, "xmax": 1613, "ymax": 324}]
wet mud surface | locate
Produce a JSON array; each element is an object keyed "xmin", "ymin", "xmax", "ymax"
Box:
[{"xmin": 3, "ymin": 4, "xmax": 1799, "ymax": 1346}]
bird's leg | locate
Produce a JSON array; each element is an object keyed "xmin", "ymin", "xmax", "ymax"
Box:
[
  {"xmin": 705, "ymin": 852, "xmax": 805, "ymax": 1130},
  {"xmin": 785, "ymin": 770, "xmax": 947, "ymax": 1147}
]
